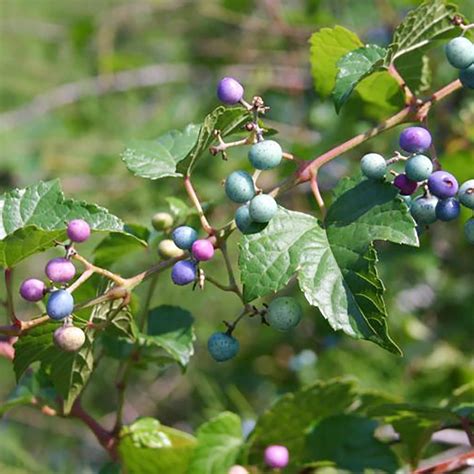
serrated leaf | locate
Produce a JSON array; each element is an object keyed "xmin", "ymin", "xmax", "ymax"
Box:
[
  {"xmin": 309, "ymin": 26, "xmax": 363, "ymax": 98},
  {"xmin": 94, "ymin": 231, "xmax": 148, "ymax": 268},
  {"xmin": 239, "ymin": 178, "xmax": 418, "ymax": 353},
  {"xmin": 118, "ymin": 418, "xmax": 196, "ymax": 474},
  {"xmin": 188, "ymin": 412, "xmax": 243, "ymax": 474},
  {"xmin": 333, "ymin": 45, "xmax": 387, "ymax": 112},
  {"xmin": 122, "ymin": 124, "xmax": 200, "ymax": 180},
  {"xmin": 395, "ymin": 50, "xmax": 432, "ymax": 95},
  {"xmin": 385, "ymin": 0, "xmax": 458, "ymax": 64}
]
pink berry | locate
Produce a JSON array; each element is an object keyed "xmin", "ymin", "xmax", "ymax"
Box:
[
  {"xmin": 264, "ymin": 445, "xmax": 289, "ymax": 469},
  {"xmin": 191, "ymin": 239, "xmax": 215, "ymax": 261},
  {"xmin": 394, "ymin": 174, "xmax": 418, "ymax": 195},
  {"xmin": 67, "ymin": 219, "xmax": 91, "ymax": 243},
  {"xmin": 19, "ymin": 278, "xmax": 46, "ymax": 302},
  {"xmin": 45, "ymin": 257, "xmax": 76, "ymax": 283}
]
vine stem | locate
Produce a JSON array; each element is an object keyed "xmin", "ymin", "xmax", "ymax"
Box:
[
  {"xmin": 388, "ymin": 63, "xmax": 414, "ymax": 104},
  {"xmin": 309, "ymin": 169, "xmax": 326, "ymax": 218},
  {"xmin": 184, "ymin": 175, "xmax": 214, "ymax": 234},
  {"xmin": 72, "ymin": 252, "xmax": 126, "ymax": 286},
  {"xmin": 413, "ymin": 450, "xmax": 474, "ymax": 474}
]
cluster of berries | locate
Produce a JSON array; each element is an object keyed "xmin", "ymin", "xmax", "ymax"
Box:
[
  {"xmin": 360, "ymin": 126, "xmax": 474, "ymax": 243},
  {"xmin": 218, "ymin": 77, "xmax": 281, "ymax": 234},
  {"xmin": 19, "ymin": 219, "xmax": 91, "ymax": 352},
  {"xmin": 445, "ymin": 36, "xmax": 474, "ymax": 89},
  {"xmin": 229, "ymin": 445, "xmax": 289, "ymax": 473}
]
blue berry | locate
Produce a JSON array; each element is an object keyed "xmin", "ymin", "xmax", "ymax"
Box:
[
  {"xmin": 248, "ymin": 140, "xmax": 282, "ymax": 170},
  {"xmin": 47, "ymin": 290, "xmax": 74, "ymax": 321},
  {"xmin": 436, "ymin": 198, "xmax": 461, "ymax": 221},
  {"xmin": 459, "ymin": 179, "xmax": 474, "ymax": 209},
  {"xmin": 225, "ymin": 170, "xmax": 255, "ymax": 203},
  {"xmin": 428, "ymin": 171, "xmax": 458, "ymax": 199},
  {"xmin": 235, "ymin": 205, "xmax": 267, "ymax": 234},
  {"xmin": 459, "ymin": 63, "xmax": 474, "ymax": 89},
  {"xmin": 267, "ymin": 297, "xmax": 302, "ymax": 331},
  {"xmin": 405, "ymin": 154, "xmax": 433, "ymax": 182},
  {"xmin": 360, "ymin": 153, "xmax": 386, "ymax": 180},
  {"xmin": 217, "ymin": 77, "xmax": 244, "ymax": 105},
  {"xmin": 207, "ymin": 332, "xmax": 239, "ymax": 362},
  {"xmin": 171, "ymin": 226, "xmax": 198, "ymax": 250},
  {"xmin": 171, "ymin": 260, "xmax": 196, "ymax": 286},
  {"xmin": 465, "ymin": 218, "xmax": 474, "ymax": 244},
  {"xmin": 445, "ymin": 37, "xmax": 474, "ymax": 70},
  {"xmin": 410, "ymin": 196, "xmax": 438, "ymax": 225},
  {"xmin": 249, "ymin": 194, "xmax": 277, "ymax": 223},
  {"xmin": 399, "ymin": 127, "xmax": 432, "ymax": 153}
]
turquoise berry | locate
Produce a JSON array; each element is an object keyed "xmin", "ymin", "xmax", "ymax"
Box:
[
  {"xmin": 249, "ymin": 194, "xmax": 277, "ymax": 223},
  {"xmin": 360, "ymin": 153, "xmax": 387, "ymax": 180},
  {"xmin": 410, "ymin": 196, "xmax": 438, "ymax": 225},
  {"xmin": 207, "ymin": 332, "xmax": 239, "ymax": 362},
  {"xmin": 267, "ymin": 297, "xmax": 302, "ymax": 331},
  {"xmin": 225, "ymin": 170, "xmax": 255, "ymax": 203},
  {"xmin": 405, "ymin": 154, "xmax": 433, "ymax": 182},
  {"xmin": 248, "ymin": 140, "xmax": 282, "ymax": 170},
  {"xmin": 459, "ymin": 63, "xmax": 474, "ymax": 89},
  {"xmin": 400, "ymin": 195, "xmax": 412, "ymax": 207},
  {"xmin": 46, "ymin": 290, "xmax": 74, "ymax": 321},
  {"xmin": 465, "ymin": 218, "xmax": 474, "ymax": 244},
  {"xmin": 459, "ymin": 179, "xmax": 474, "ymax": 209},
  {"xmin": 171, "ymin": 226, "xmax": 198, "ymax": 250},
  {"xmin": 235, "ymin": 205, "xmax": 268, "ymax": 234},
  {"xmin": 445, "ymin": 37, "xmax": 474, "ymax": 70}
]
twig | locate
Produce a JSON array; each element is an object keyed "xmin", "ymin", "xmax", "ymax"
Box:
[
  {"xmin": 183, "ymin": 176, "xmax": 214, "ymax": 234},
  {"xmin": 309, "ymin": 169, "xmax": 327, "ymax": 218},
  {"xmin": 4, "ymin": 268, "xmax": 17, "ymax": 323},
  {"xmin": 72, "ymin": 252, "xmax": 126, "ymax": 286},
  {"xmin": 413, "ymin": 449, "xmax": 474, "ymax": 474}
]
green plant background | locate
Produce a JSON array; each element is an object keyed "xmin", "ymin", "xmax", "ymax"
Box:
[{"xmin": 0, "ymin": 0, "xmax": 473, "ymax": 472}]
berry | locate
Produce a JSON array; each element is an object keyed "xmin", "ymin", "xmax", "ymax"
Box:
[
  {"xmin": 459, "ymin": 179, "xmax": 474, "ymax": 209},
  {"xmin": 264, "ymin": 445, "xmax": 289, "ymax": 469},
  {"xmin": 410, "ymin": 196, "xmax": 438, "ymax": 225},
  {"xmin": 360, "ymin": 153, "xmax": 387, "ymax": 180},
  {"xmin": 405, "ymin": 154, "xmax": 433, "ymax": 182},
  {"xmin": 394, "ymin": 174, "xmax": 418, "ymax": 195},
  {"xmin": 151, "ymin": 212, "xmax": 174, "ymax": 231},
  {"xmin": 19, "ymin": 278, "xmax": 46, "ymax": 302},
  {"xmin": 171, "ymin": 260, "xmax": 196, "ymax": 285},
  {"xmin": 54, "ymin": 325, "xmax": 86, "ymax": 352},
  {"xmin": 248, "ymin": 140, "xmax": 282, "ymax": 170},
  {"xmin": 67, "ymin": 219, "xmax": 91, "ymax": 243},
  {"xmin": 158, "ymin": 239, "xmax": 185, "ymax": 259},
  {"xmin": 207, "ymin": 332, "xmax": 239, "ymax": 362},
  {"xmin": 267, "ymin": 297, "xmax": 302, "ymax": 331},
  {"xmin": 459, "ymin": 63, "xmax": 474, "ymax": 89},
  {"xmin": 191, "ymin": 239, "xmax": 214, "ymax": 261},
  {"xmin": 171, "ymin": 226, "xmax": 198, "ymax": 250},
  {"xmin": 249, "ymin": 194, "xmax": 277, "ymax": 223},
  {"xmin": 225, "ymin": 170, "xmax": 255, "ymax": 203},
  {"xmin": 465, "ymin": 218, "xmax": 474, "ymax": 244},
  {"xmin": 399, "ymin": 127, "xmax": 432, "ymax": 153},
  {"xmin": 45, "ymin": 257, "xmax": 76, "ymax": 283},
  {"xmin": 46, "ymin": 290, "xmax": 74, "ymax": 321},
  {"xmin": 436, "ymin": 198, "xmax": 461, "ymax": 221},
  {"xmin": 428, "ymin": 171, "xmax": 459, "ymax": 199},
  {"xmin": 235, "ymin": 205, "xmax": 267, "ymax": 235},
  {"xmin": 445, "ymin": 37, "xmax": 474, "ymax": 69},
  {"xmin": 217, "ymin": 77, "xmax": 244, "ymax": 105},
  {"xmin": 228, "ymin": 466, "xmax": 249, "ymax": 474},
  {"xmin": 400, "ymin": 195, "xmax": 412, "ymax": 207}
]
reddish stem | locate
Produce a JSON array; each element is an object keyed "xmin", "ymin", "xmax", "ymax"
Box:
[
  {"xmin": 413, "ymin": 450, "xmax": 474, "ymax": 474},
  {"xmin": 183, "ymin": 176, "xmax": 214, "ymax": 234}
]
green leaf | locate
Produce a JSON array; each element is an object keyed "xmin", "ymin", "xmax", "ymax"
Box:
[
  {"xmin": 122, "ymin": 124, "xmax": 200, "ymax": 180},
  {"xmin": 333, "ymin": 45, "xmax": 387, "ymax": 112},
  {"xmin": 0, "ymin": 180, "xmax": 124, "ymax": 267},
  {"xmin": 140, "ymin": 305, "xmax": 195, "ymax": 367},
  {"xmin": 188, "ymin": 412, "xmax": 243, "ymax": 474},
  {"xmin": 385, "ymin": 0, "xmax": 458, "ymax": 65},
  {"xmin": 309, "ymin": 26, "xmax": 363, "ymax": 98},
  {"xmin": 239, "ymin": 178, "xmax": 418, "ymax": 353},
  {"xmin": 94, "ymin": 231, "xmax": 148, "ymax": 268},
  {"xmin": 304, "ymin": 415, "xmax": 399, "ymax": 472},
  {"xmin": 118, "ymin": 418, "xmax": 197, "ymax": 474},
  {"xmin": 246, "ymin": 379, "xmax": 357, "ymax": 468},
  {"xmin": 356, "ymin": 71, "xmax": 404, "ymax": 114},
  {"xmin": 395, "ymin": 50, "xmax": 432, "ymax": 95}
]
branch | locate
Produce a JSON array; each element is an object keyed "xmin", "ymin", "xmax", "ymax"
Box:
[
  {"xmin": 183, "ymin": 176, "xmax": 214, "ymax": 234},
  {"xmin": 414, "ymin": 449, "xmax": 474, "ymax": 474}
]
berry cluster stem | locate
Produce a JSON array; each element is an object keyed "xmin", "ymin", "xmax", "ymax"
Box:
[{"xmin": 184, "ymin": 175, "xmax": 214, "ymax": 234}]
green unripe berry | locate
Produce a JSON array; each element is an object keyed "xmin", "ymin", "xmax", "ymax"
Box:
[
  {"xmin": 405, "ymin": 154, "xmax": 433, "ymax": 182},
  {"xmin": 465, "ymin": 218, "xmax": 474, "ymax": 244},
  {"xmin": 410, "ymin": 196, "xmax": 438, "ymax": 225},
  {"xmin": 152, "ymin": 212, "xmax": 174, "ymax": 231},
  {"xmin": 249, "ymin": 194, "xmax": 277, "ymax": 223},
  {"xmin": 225, "ymin": 170, "xmax": 255, "ymax": 203},
  {"xmin": 235, "ymin": 205, "xmax": 268, "ymax": 234},
  {"xmin": 459, "ymin": 179, "xmax": 474, "ymax": 209},
  {"xmin": 158, "ymin": 239, "xmax": 185, "ymax": 259},
  {"xmin": 360, "ymin": 153, "xmax": 386, "ymax": 180},
  {"xmin": 267, "ymin": 297, "xmax": 302, "ymax": 331},
  {"xmin": 248, "ymin": 140, "xmax": 282, "ymax": 170}
]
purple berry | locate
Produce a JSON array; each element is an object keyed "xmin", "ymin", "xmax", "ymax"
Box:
[
  {"xmin": 191, "ymin": 239, "xmax": 214, "ymax": 261},
  {"xmin": 394, "ymin": 174, "xmax": 418, "ymax": 195},
  {"xmin": 428, "ymin": 170, "xmax": 459, "ymax": 199},
  {"xmin": 67, "ymin": 219, "xmax": 91, "ymax": 243},
  {"xmin": 45, "ymin": 257, "xmax": 76, "ymax": 283},
  {"xmin": 399, "ymin": 127, "xmax": 432, "ymax": 153},
  {"xmin": 264, "ymin": 445, "xmax": 289, "ymax": 469},
  {"xmin": 19, "ymin": 278, "xmax": 46, "ymax": 302},
  {"xmin": 217, "ymin": 77, "xmax": 244, "ymax": 105},
  {"xmin": 171, "ymin": 260, "xmax": 196, "ymax": 286}
]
